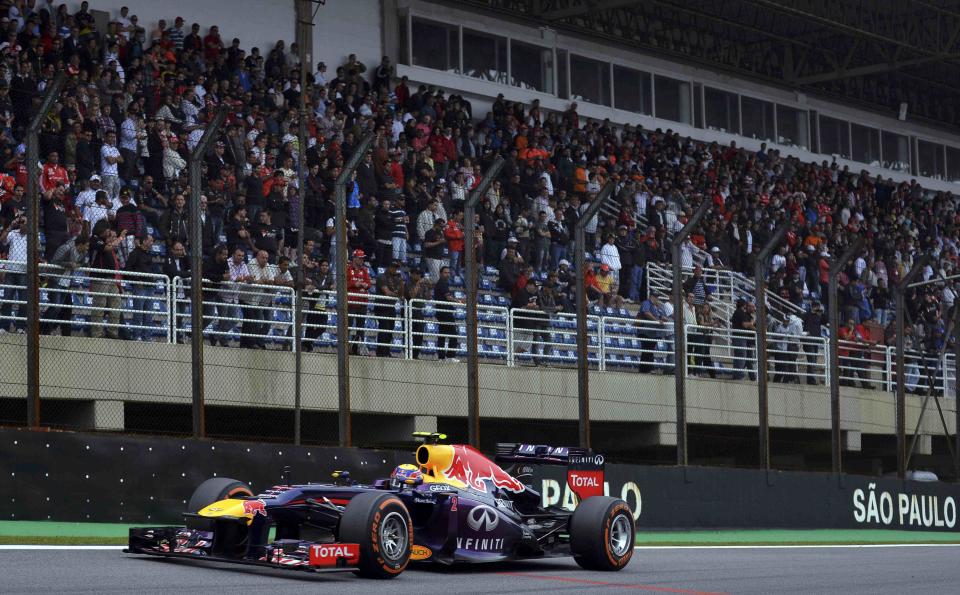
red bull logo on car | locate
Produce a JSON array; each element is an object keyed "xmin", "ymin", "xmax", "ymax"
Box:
[
  {"xmin": 242, "ymin": 499, "xmax": 267, "ymax": 517},
  {"xmin": 443, "ymin": 445, "xmax": 525, "ymax": 493}
]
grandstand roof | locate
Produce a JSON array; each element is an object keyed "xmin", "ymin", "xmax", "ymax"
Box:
[{"xmin": 441, "ymin": 0, "xmax": 960, "ymax": 131}]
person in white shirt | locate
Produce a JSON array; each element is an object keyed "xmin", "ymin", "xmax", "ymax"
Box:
[
  {"xmin": 539, "ymin": 170, "xmax": 554, "ymax": 197},
  {"xmin": 313, "ymin": 62, "xmax": 327, "ymax": 86},
  {"xmin": 116, "ymin": 7, "xmax": 133, "ymax": 40},
  {"xmin": 599, "ymin": 234, "xmax": 622, "ymax": 286},
  {"xmin": 180, "ymin": 91, "xmax": 201, "ymax": 128},
  {"xmin": 532, "ymin": 189, "xmax": 554, "ymax": 223},
  {"xmin": 0, "ymin": 215, "xmax": 27, "ymax": 332},
  {"xmin": 74, "ymin": 175, "xmax": 102, "ymax": 216},
  {"xmin": 83, "ymin": 190, "xmax": 115, "ymax": 234},
  {"xmin": 390, "ymin": 111, "xmax": 403, "ymax": 143},
  {"xmin": 241, "ymin": 250, "xmax": 278, "ymax": 348},
  {"xmin": 99, "ymin": 130, "xmax": 122, "ymax": 199},
  {"xmin": 679, "ymin": 238, "xmax": 695, "ymax": 269}
]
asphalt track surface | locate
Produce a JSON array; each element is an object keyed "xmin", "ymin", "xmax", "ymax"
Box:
[{"xmin": 2, "ymin": 546, "xmax": 959, "ymax": 594}]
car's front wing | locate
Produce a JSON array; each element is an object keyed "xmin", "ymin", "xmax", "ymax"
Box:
[{"xmin": 125, "ymin": 526, "xmax": 359, "ymax": 573}]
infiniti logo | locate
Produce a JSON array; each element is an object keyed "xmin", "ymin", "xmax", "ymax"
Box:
[{"xmin": 466, "ymin": 504, "xmax": 499, "ymax": 532}]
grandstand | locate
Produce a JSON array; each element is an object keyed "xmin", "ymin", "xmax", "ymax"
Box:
[{"xmin": 1, "ymin": 0, "xmax": 959, "ymax": 476}]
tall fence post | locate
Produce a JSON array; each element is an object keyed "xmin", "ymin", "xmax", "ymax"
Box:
[
  {"xmin": 754, "ymin": 222, "xmax": 790, "ymax": 470},
  {"xmin": 463, "ymin": 157, "xmax": 504, "ymax": 448},
  {"xmin": 828, "ymin": 237, "xmax": 863, "ymax": 474},
  {"xmin": 25, "ymin": 71, "xmax": 66, "ymax": 430},
  {"xmin": 895, "ymin": 255, "xmax": 931, "ymax": 479},
  {"xmin": 293, "ymin": 0, "xmax": 314, "ymax": 446},
  {"xmin": 670, "ymin": 199, "xmax": 710, "ymax": 466},
  {"xmin": 573, "ymin": 181, "xmax": 615, "ymax": 449},
  {"xmin": 333, "ymin": 133, "xmax": 375, "ymax": 448},
  {"xmin": 188, "ymin": 106, "xmax": 227, "ymax": 439}
]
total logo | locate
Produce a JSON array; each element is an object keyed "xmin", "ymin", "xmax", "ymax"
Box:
[
  {"xmin": 309, "ymin": 543, "xmax": 360, "ymax": 567},
  {"xmin": 466, "ymin": 504, "xmax": 500, "ymax": 532},
  {"xmin": 569, "ymin": 474, "xmax": 600, "ymax": 487}
]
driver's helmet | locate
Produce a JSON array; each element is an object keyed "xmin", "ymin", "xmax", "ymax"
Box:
[{"xmin": 391, "ymin": 463, "xmax": 423, "ymax": 485}]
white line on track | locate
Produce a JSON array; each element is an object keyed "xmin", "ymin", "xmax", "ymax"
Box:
[
  {"xmin": 0, "ymin": 545, "xmax": 124, "ymax": 550},
  {"xmin": 634, "ymin": 543, "xmax": 960, "ymax": 549}
]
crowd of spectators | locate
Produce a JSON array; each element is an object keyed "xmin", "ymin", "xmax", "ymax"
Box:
[{"xmin": 0, "ymin": 1, "xmax": 957, "ymax": 390}]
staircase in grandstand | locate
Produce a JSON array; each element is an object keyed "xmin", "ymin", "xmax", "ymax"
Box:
[{"xmin": 645, "ymin": 262, "xmax": 805, "ymax": 325}]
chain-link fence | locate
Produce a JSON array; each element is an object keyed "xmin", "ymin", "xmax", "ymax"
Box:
[{"xmin": 8, "ymin": 249, "xmax": 960, "ymax": 478}]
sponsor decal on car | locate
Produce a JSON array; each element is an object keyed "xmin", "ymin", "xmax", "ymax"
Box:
[
  {"xmin": 242, "ymin": 499, "xmax": 267, "ymax": 517},
  {"xmin": 567, "ymin": 451, "xmax": 605, "ymax": 501},
  {"xmin": 456, "ymin": 537, "xmax": 505, "ymax": 552},
  {"xmin": 429, "ymin": 483, "xmax": 458, "ymax": 492},
  {"xmin": 308, "ymin": 543, "xmax": 360, "ymax": 567},
  {"xmin": 443, "ymin": 445, "xmax": 526, "ymax": 493},
  {"xmin": 409, "ymin": 545, "xmax": 433, "ymax": 560},
  {"xmin": 466, "ymin": 504, "xmax": 500, "ymax": 532}
]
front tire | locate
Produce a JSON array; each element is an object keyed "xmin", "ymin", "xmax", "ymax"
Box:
[
  {"xmin": 569, "ymin": 496, "xmax": 634, "ymax": 571},
  {"xmin": 185, "ymin": 477, "xmax": 253, "ymax": 530},
  {"xmin": 339, "ymin": 492, "xmax": 412, "ymax": 579}
]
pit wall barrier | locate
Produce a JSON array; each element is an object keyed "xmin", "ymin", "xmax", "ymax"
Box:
[{"xmin": 2, "ymin": 428, "xmax": 959, "ymax": 531}]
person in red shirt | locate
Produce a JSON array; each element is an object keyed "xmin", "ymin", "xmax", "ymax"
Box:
[
  {"xmin": 429, "ymin": 126, "xmax": 456, "ymax": 179},
  {"xmin": 6, "ymin": 146, "xmax": 28, "ymax": 189},
  {"xmin": 838, "ymin": 317, "xmax": 875, "ymax": 390},
  {"xmin": 394, "ymin": 76, "xmax": 410, "ymax": 108},
  {"xmin": 203, "ymin": 26, "xmax": 224, "ymax": 63},
  {"xmin": 346, "ymin": 249, "xmax": 371, "ymax": 354},
  {"xmin": 40, "ymin": 150, "xmax": 69, "ymax": 196},
  {"xmin": 0, "ymin": 173, "xmax": 15, "ymax": 203},
  {"xmin": 444, "ymin": 213, "xmax": 465, "ymax": 274}
]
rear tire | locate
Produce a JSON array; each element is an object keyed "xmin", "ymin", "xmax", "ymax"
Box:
[
  {"xmin": 339, "ymin": 492, "xmax": 412, "ymax": 579},
  {"xmin": 185, "ymin": 477, "xmax": 253, "ymax": 530},
  {"xmin": 569, "ymin": 496, "xmax": 634, "ymax": 571}
]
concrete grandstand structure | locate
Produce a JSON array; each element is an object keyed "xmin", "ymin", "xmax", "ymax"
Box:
[{"xmin": 3, "ymin": 0, "xmax": 960, "ymax": 476}]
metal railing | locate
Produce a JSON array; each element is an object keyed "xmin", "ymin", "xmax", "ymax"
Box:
[
  {"xmin": 0, "ymin": 259, "xmax": 170, "ymax": 340},
  {"xmin": 602, "ymin": 316, "xmax": 676, "ymax": 373},
  {"xmin": 837, "ymin": 339, "xmax": 888, "ymax": 391},
  {"xmin": 407, "ymin": 298, "xmax": 509, "ymax": 362},
  {"xmin": 3, "ymin": 256, "xmax": 954, "ymax": 396},
  {"xmin": 685, "ymin": 325, "xmax": 758, "ymax": 380},
  {"xmin": 510, "ymin": 308, "xmax": 601, "ymax": 368},
  {"xmin": 647, "ymin": 262, "xmax": 805, "ymax": 325},
  {"xmin": 301, "ymin": 291, "xmax": 408, "ymax": 357},
  {"xmin": 172, "ymin": 277, "xmax": 296, "ymax": 348}
]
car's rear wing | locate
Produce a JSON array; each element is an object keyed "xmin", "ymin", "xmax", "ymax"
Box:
[{"xmin": 496, "ymin": 443, "xmax": 605, "ymax": 502}]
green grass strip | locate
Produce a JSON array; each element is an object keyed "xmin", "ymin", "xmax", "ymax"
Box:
[
  {"xmin": 0, "ymin": 536, "xmax": 127, "ymax": 545},
  {"xmin": 2, "ymin": 522, "xmax": 960, "ymax": 547},
  {"xmin": 0, "ymin": 521, "xmax": 133, "ymax": 538}
]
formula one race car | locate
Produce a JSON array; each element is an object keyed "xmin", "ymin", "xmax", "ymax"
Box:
[{"xmin": 126, "ymin": 435, "xmax": 634, "ymax": 578}]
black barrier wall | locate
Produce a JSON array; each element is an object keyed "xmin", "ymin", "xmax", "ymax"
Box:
[
  {"xmin": 1, "ymin": 429, "xmax": 402, "ymax": 524},
  {"xmin": 532, "ymin": 464, "xmax": 960, "ymax": 532},
  {"xmin": 2, "ymin": 428, "xmax": 959, "ymax": 531}
]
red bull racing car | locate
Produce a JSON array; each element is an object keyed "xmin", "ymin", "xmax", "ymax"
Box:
[{"xmin": 125, "ymin": 435, "xmax": 635, "ymax": 578}]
